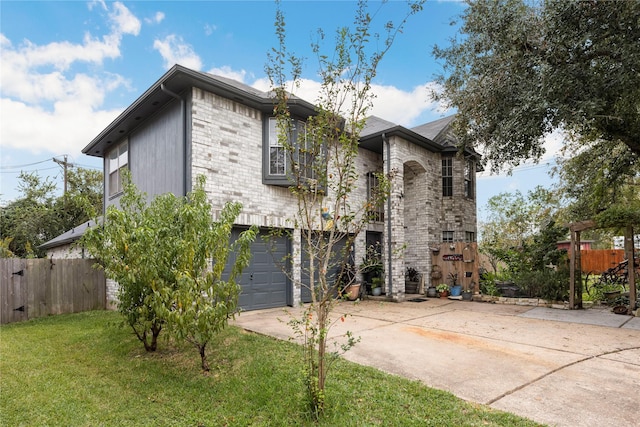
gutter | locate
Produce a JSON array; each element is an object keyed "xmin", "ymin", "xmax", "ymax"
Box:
[
  {"xmin": 383, "ymin": 132, "xmax": 393, "ymax": 298},
  {"xmin": 160, "ymin": 84, "xmax": 188, "ymax": 196}
]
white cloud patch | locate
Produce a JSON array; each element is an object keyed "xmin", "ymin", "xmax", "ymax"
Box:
[
  {"xmin": 153, "ymin": 35, "xmax": 202, "ymax": 70},
  {"xmin": 251, "ymin": 77, "xmax": 451, "ymax": 127},
  {"xmin": 207, "ymin": 66, "xmax": 248, "ymax": 83},
  {"xmin": 145, "ymin": 11, "xmax": 165, "ymax": 25},
  {"xmin": 204, "ymin": 23, "xmax": 217, "ymax": 36},
  {"xmin": 0, "ymin": 2, "xmax": 139, "ymax": 155},
  {"xmin": 110, "ymin": 2, "xmax": 141, "ymax": 36}
]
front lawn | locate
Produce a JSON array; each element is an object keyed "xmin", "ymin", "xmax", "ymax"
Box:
[{"xmin": 1, "ymin": 310, "xmax": 543, "ymax": 426}]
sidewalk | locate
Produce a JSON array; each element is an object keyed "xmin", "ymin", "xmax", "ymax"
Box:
[{"xmin": 233, "ymin": 298, "xmax": 640, "ymax": 427}]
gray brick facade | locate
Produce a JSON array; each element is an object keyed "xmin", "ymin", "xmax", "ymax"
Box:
[{"xmin": 70, "ymin": 66, "xmax": 479, "ymax": 309}]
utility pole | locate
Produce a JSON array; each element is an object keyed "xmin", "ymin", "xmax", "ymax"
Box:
[{"xmin": 53, "ymin": 155, "xmax": 73, "ymax": 195}]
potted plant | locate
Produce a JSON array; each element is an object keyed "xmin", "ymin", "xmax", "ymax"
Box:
[
  {"xmin": 462, "ymin": 285, "xmax": 473, "ymax": 301},
  {"xmin": 426, "ymin": 286, "xmax": 437, "ymax": 298},
  {"xmin": 338, "ymin": 263, "xmax": 360, "ymax": 301},
  {"xmin": 360, "ymin": 243, "xmax": 383, "ymax": 295},
  {"xmin": 371, "ymin": 277, "xmax": 383, "ymax": 296},
  {"xmin": 405, "ymin": 267, "xmax": 420, "ymax": 294},
  {"xmin": 448, "ymin": 272, "xmax": 462, "ymax": 296},
  {"xmin": 436, "ymin": 283, "xmax": 449, "ymax": 298}
]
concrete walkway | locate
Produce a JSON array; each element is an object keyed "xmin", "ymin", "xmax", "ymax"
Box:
[{"xmin": 233, "ymin": 298, "xmax": 640, "ymax": 427}]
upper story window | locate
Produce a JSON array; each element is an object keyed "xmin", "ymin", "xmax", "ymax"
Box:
[
  {"xmin": 264, "ymin": 117, "xmax": 323, "ymax": 186},
  {"xmin": 465, "ymin": 231, "xmax": 476, "ymax": 242},
  {"xmin": 268, "ymin": 118, "xmax": 286, "ymax": 176},
  {"xmin": 442, "ymin": 157, "xmax": 453, "ymax": 197},
  {"xmin": 366, "ymin": 171, "xmax": 384, "ymax": 222},
  {"xmin": 464, "ymin": 159, "xmax": 474, "ymax": 199},
  {"xmin": 442, "ymin": 231, "xmax": 454, "ymax": 242},
  {"xmin": 108, "ymin": 140, "xmax": 128, "ymax": 197}
]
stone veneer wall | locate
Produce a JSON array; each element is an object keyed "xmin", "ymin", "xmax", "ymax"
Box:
[
  {"xmin": 439, "ymin": 156, "xmax": 477, "ymax": 244},
  {"xmin": 189, "ymin": 87, "xmax": 378, "ymax": 306},
  {"xmin": 385, "ymin": 135, "xmax": 445, "ymax": 298}
]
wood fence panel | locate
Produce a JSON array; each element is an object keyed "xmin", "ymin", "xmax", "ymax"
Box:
[
  {"xmin": 0, "ymin": 259, "xmax": 105, "ymax": 324},
  {"xmin": 0, "ymin": 259, "xmax": 28, "ymax": 324},
  {"xmin": 580, "ymin": 250, "xmax": 625, "ymax": 274}
]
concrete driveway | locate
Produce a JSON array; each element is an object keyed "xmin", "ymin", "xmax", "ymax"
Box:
[{"xmin": 233, "ymin": 298, "xmax": 640, "ymax": 427}]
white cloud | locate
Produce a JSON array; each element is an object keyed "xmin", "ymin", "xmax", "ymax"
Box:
[
  {"xmin": 204, "ymin": 23, "xmax": 217, "ymax": 36},
  {"xmin": 207, "ymin": 66, "xmax": 248, "ymax": 83},
  {"xmin": 153, "ymin": 35, "xmax": 203, "ymax": 70},
  {"xmin": 0, "ymin": 2, "xmax": 138, "ymax": 155},
  {"xmin": 0, "ymin": 98, "xmax": 122, "ymax": 155},
  {"xmin": 145, "ymin": 11, "xmax": 165, "ymax": 25},
  {"xmin": 110, "ymin": 2, "xmax": 141, "ymax": 36},
  {"xmin": 251, "ymin": 77, "xmax": 451, "ymax": 127}
]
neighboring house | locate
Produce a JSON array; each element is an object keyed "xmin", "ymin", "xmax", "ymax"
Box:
[
  {"xmin": 39, "ymin": 219, "xmax": 99, "ymax": 259},
  {"xmin": 45, "ymin": 64, "xmax": 481, "ymax": 311}
]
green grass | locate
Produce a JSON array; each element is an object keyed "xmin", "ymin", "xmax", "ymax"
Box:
[{"xmin": 1, "ymin": 311, "xmax": 543, "ymax": 426}]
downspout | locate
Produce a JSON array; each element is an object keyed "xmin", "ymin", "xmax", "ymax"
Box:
[
  {"xmin": 160, "ymin": 84, "xmax": 188, "ymax": 196},
  {"xmin": 383, "ymin": 133, "xmax": 392, "ymax": 298}
]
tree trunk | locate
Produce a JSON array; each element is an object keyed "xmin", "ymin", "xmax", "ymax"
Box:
[{"xmin": 199, "ymin": 342, "xmax": 209, "ymax": 372}]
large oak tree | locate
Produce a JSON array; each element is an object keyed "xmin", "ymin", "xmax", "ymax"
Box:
[{"xmin": 433, "ymin": 0, "xmax": 640, "ymax": 172}]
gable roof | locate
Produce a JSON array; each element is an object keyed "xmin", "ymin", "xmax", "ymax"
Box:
[
  {"xmin": 38, "ymin": 218, "xmax": 101, "ymax": 250},
  {"xmin": 82, "ymin": 65, "xmax": 316, "ymax": 158},
  {"xmin": 411, "ymin": 115, "xmax": 456, "ymax": 142},
  {"xmin": 359, "ymin": 115, "xmax": 444, "ymax": 154}
]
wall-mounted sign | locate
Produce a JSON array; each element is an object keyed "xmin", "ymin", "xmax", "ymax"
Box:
[{"xmin": 442, "ymin": 254, "xmax": 463, "ymax": 261}]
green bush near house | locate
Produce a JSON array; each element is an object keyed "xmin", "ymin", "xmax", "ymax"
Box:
[{"xmin": 0, "ymin": 311, "xmax": 543, "ymax": 426}]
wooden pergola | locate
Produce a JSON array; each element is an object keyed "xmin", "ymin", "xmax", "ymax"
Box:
[{"xmin": 569, "ymin": 221, "xmax": 637, "ymax": 313}]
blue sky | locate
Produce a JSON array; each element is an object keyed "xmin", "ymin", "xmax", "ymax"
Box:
[{"xmin": 0, "ymin": 0, "xmax": 558, "ymax": 220}]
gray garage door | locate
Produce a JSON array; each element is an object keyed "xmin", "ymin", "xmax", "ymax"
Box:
[
  {"xmin": 300, "ymin": 234, "xmax": 351, "ymax": 303},
  {"xmin": 224, "ymin": 228, "xmax": 291, "ymax": 311}
]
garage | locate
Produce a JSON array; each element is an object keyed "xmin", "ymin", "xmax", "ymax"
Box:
[
  {"xmin": 300, "ymin": 233, "xmax": 351, "ymax": 303},
  {"xmin": 224, "ymin": 228, "xmax": 291, "ymax": 311}
]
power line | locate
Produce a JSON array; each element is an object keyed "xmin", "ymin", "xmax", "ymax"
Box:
[
  {"xmin": 0, "ymin": 166, "xmax": 59, "ymax": 174},
  {"xmin": 0, "ymin": 158, "xmax": 54, "ymax": 170}
]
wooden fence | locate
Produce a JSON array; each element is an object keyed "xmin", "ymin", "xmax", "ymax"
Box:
[
  {"xmin": 579, "ymin": 249, "xmax": 625, "ymax": 274},
  {"xmin": 0, "ymin": 258, "xmax": 105, "ymax": 325}
]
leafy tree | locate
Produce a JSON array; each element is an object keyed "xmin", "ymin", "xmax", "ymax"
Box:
[
  {"xmin": 0, "ymin": 168, "xmax": 103, "ymax": 258},
  {"xmin": 1, "ymin": 172, "xmax": 59, "ymax": 257},
  {"xmin": 56, "ymin": 167, "xmax": 104, "ymax": 230},
  {"xmin": 554, "ymin": 141, "xmax": 640, "ymax": 223},
  {"xmin": 152, "ymin": 182, "xmax": 257, "ymax": 371},
  {"xmin": 479, "ymin": 186, "xmax": 562, "ymax": 274},
  {"xmin": 83, "ymin": 174, "xmax": 165, "ymax": 351},
  {"xmin": 433, "ymin": 0, "xmax": 640, "ymax": 172},
  {"xmin": 266, "ymin": 0, "xmax": 422, "ymax": 418},
  {"xmin": 83, "ymin": 174, "xmax": 256, "ymax": 363},
  {"xmin": 0, "ymin": 237, "xmax": 15, "ymax": 258}
]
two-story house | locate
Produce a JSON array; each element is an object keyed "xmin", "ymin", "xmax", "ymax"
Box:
[{"xmin": 47, "ymin": 64, "xmax": 480, "ymax": 311}]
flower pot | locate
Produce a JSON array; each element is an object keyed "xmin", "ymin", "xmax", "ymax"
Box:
[
  {"xmin": 439, "ymin": 291, "xmax": 449, "ymax": 298},
  {"xmin": 372, "ymin": 287, "xmax": 382, "ymax": 296},
  {"xmin": 450, "ymin": 285, "xmax": 462, "ymax": 296},
  {"xmin": 405, "ymin": 281, "xmax": 419, "ymax": 294},
  {"xmin": 426, "ymin": 287, "xmax": 437, "ymax": 298},
  {"xmin": 462, "ymin": 291, "xmax": 473, "ymax": 301},
  {"xmin": 345, "ymin": 283, "xmax": 361, "ymax": 301}
]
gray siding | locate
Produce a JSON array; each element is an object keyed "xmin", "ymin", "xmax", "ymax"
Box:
[
  {"xmin": 106, "ymin": 100, "xmax": 185, "ymax": 209},
  {"xmin": 131, "ymin": 101, "xmax": 185, "ymax": 199}
]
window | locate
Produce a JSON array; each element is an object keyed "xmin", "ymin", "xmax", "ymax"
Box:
[
  {"xmin": 442, "ymin": 157, "xmax": 453, "ymax": 197},
  {"xmin": 264, "ymin": 117, "xmax": 323, "ymax": 186},
  {"xmin": 268, "ymin": 118, "xmax": 286, "ymax": 176},
  {"xmin": 442, "ymin": 231, "xmax": 454, "ymax": 242},
  {"xmin": 367, "ymin": 172, "xmax": 384, "ymax": 222},
  {"xmin": 297, "ymin": 121, "xmax": 318, "ymax": 181},
  {"xmin": 465, "ymin": 231, "xmax": 476, "ymax": 242},
  {"xmin": 464, "ymin": 159, "xmax": 474, "ymax": 199},
  {"xmin": 108, "ymin": 140, "xmax": 128, "ymax": 196}
]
